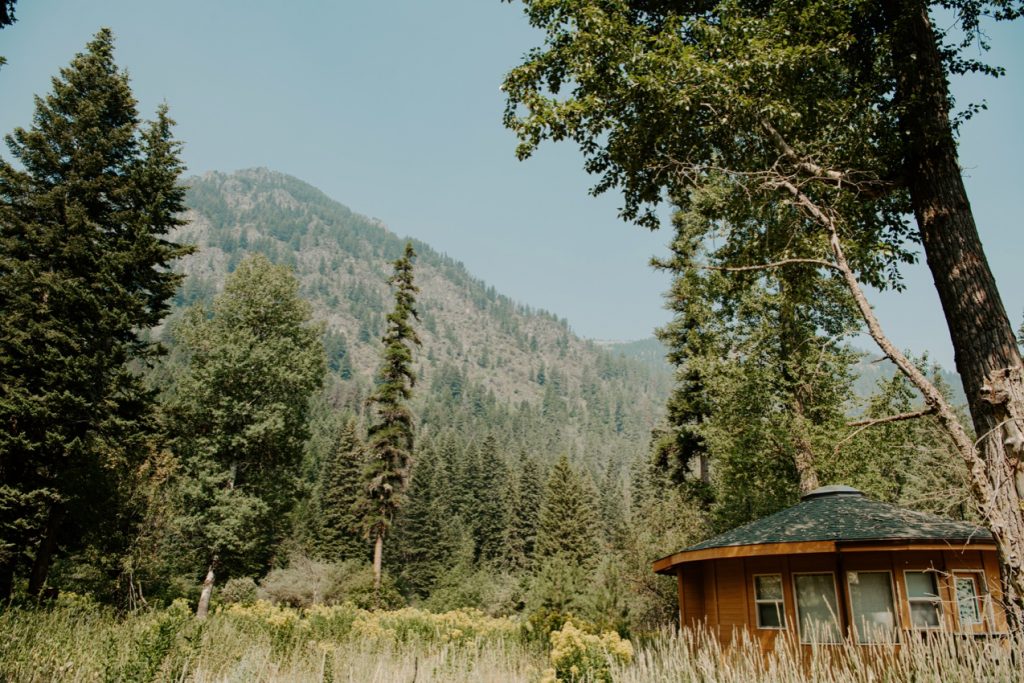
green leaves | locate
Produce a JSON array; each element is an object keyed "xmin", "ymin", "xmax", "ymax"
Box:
[{"xmin": 170, "ymin": 254, "xmax": 325, "ymax": 577}]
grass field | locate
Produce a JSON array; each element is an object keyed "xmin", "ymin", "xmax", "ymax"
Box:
[{"xmin": 0, "ymin": 596, "xmax": 1019, "ymax": 682}]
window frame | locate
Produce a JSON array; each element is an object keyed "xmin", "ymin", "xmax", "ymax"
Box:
[
  {"xmin": 791, "ymin": 571, "xmax": 842, "ymax": 644},
  {"xmin": 845, "ymin": 570, "xmax": 899, "ymax": 644},
  {"xmin": 752, "ymin": 573, "xmax": 787, "ymax": 630},
  {"xmin": 951, "ymin": 570, "xmax": 992, "ymax": 633},
  {"xmin": 903, "ymin": 570, "xmax": 944, "ymax": 631}
]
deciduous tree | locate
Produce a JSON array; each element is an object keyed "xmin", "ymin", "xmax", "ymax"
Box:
[
  {"xmin": 170, "ymin": 254, "xmax": 324, "ymax": 617},
  {"xmin": 504, "ymin": 0, "xmax": 1024, "ymax": 620}
]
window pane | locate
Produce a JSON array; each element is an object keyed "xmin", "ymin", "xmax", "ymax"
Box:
[
  {"xmin": 794, "ymin": 574, "xmax": 841, "ymax": 643},
  {"xmin": 905, "ymin": 572, "xmax": 938, "ymax": 599},
  {"xmin": 756, "ymin": 575, "xmax": 783, "ymax": 601},
  {"xmin": 910, "ymin": 601, "xmax": 941, "ymax": 628},
  {"xmin": 848, "ymin": 572, "xmax": 896, "ymax": 643},
  {"xmin": 758, "ymin": 602, "xmax": 783, "ymax": 628},
  {"xmin": 955, "ymin": 577, "xmax": 981, "ymax": 625}
]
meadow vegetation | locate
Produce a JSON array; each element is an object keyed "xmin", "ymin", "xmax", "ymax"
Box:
[{"xmin": 0, "ymin": 594, "xmax": 1018, "ymax": 682}]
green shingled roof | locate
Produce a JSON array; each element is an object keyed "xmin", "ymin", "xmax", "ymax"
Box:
[{"xmin": 682, "ymin": 486, "xmax": 991, "ymax": 553}]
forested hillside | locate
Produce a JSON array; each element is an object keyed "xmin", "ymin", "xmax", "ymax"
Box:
[
  {"xmin": 99, "ymin": 168, "xmax": 693, "ymax": 626},
  {"xmin": 172, "ymin": 168, "xmax": 671, "ymax": 474}
]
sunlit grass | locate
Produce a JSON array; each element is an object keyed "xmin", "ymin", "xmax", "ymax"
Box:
[{"xmin": 0, "ymin": 596, "xmax": 1018, "ymax": 682}]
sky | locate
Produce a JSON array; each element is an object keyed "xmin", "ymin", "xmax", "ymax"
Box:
[{"xmin": 0, "ymin": 1, "xmax": 1021, "ymax": 370}]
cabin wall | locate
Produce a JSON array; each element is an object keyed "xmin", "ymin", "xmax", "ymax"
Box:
[
  {"xmin": 677, "ymin": 565, "xmax": 705, "ymax": 628},
  {"xmin": 673, "ymin": 548, "xmax": 1005, "ymax": 650}
]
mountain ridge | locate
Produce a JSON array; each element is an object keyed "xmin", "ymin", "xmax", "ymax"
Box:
[{"xmin": 170, "ymin": 168, "xmax": 674, "ymax": 471}]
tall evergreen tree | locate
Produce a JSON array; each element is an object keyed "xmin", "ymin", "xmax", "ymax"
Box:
[
  {"xmin": 0, "ymin": 30, "xmax": 191, "ymax": 598},
  {"xmin": 361, "ymin": 242, "xmax": 420, "ymax": 594},
  {"xmin": 0, "ymin": 1, "xmax": 16, "ymax": 29},
  {"xmin": 517, "ymin": 455, "xmax": 544, "ymax": 563},
  {"xmin": 170, "ymin": 254, "xmax": 324, "ymax": 617},
  {"xmin": 598, "ymin": 461, "xmax": 627, "ymax": 550},
  {"xmin": 314, "ymin": 417, "xmax": 367, "ymax": 562},
  {"xmin": 502, "ymin": 475, "xmax": 529, "ymax": 572},
  {"xmin": 392, "ymin": 441, "xmax": 456, "ymax": 597},
  {"xmin": 535, "ymin": 455, "xmax": 597, "ymax": 567},
  {"xmin": 472, "ymin": 435, "xmax": 509, "ymax": 563}
]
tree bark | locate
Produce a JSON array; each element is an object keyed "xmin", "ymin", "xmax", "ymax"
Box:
[
  {"xmin": 790, "ymin": 394, "xmax": 821, "ymax": 496},
  {"xmin": 778, "ymin": 283, "xmax": 821, "ymax": 496},
  {"xmin": 372, "ymin": 530, "xmax": 383, "ymax": 607},
  {"xmin": 195, "ymin": 558, "xmax": 216, "ymax": 619},
  {"xmin": 892, "ymin": 1, "xmax": 1024, "ymax": 621},
  {"xmin": 27, "ymin": 506, "xmax": 60, "ymax": 597},
  {"xmin": 0, "ymin": 563, "xmax": 14, "ymax": 603}
]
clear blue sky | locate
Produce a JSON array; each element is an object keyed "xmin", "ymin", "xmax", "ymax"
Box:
[{"xmin": 1, "ymin": 1, "xmax": 1021, "ymax": 370}]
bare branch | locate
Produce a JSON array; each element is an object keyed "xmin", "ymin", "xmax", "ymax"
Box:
[
  {"xmin": 771, "ymin": 176, "xmax": 996, "ymax": 512},
  {"xmin": 699, "ymin": 258, "xmax": 841, "ymax": 273},
  {"xmin": 847, "ymin": 408, "xmax": 936, "ymax": 428},
  {"xmin": 761, "ymin": 121, "xmax": 899, "ymax": 198}
]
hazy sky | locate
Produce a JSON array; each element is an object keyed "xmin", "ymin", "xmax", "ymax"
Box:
[{"xmin": 1, "ymin": 1, "xmax": 1021, "ymax": 370}]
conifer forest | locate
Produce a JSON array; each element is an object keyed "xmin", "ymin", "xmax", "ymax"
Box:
[{"xmin": 2, "ymin": 2, "xmax": 1024, "ymax": 681}]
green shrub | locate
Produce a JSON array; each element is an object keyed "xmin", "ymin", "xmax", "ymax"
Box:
[
  {"xmin": 219, "ymin": 576, "xmax": 258, "ymax": 605},
  {"xmin": 256, "ymin": 556, "xmax": 403, "ymax": 610},
  {"xmin": 542, "ymin": 620, "xmax": 633, "ymax": 683}
]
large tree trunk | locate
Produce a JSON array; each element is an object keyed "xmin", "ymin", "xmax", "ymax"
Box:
[
  {"xmin": 0, "ymin": 562, "xmax": 14, "ymax": 603},
  {"xmin": 893, "ymin": 2, "xmax": 1024, "ymax": 621},
  {"xmin": 372, "ymin": 530, "xmax": 383, "ymax": 605},
  {"xmin": 195, "ymin": 558, "xmax": 216, "ymax": 619},
  {"xmin": 27, "ymin": 506, "xmax": 60, "ymax": 597},
  {"xmin": 778, "ymin": 289, "xmax": 821, "ymax": 496},
  {"xmin": 790, "ymin": 395, "xmax": 821, "ymax": 496}
]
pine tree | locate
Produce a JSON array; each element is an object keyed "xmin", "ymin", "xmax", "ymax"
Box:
[
  {"xmin": 361, "ymin": 242, "xmax": 420, "ymax": 594},
  {"xmin": 535, "ymin": 455, "xmax": 597, "ymax": 567},
  {"xmin": 517, "ymin": 455, "xmax": 544, "ymax": 563},
  {"xmin": 502, "ymin": 476, "xmax": 528, "ymax": 572},
  {"xmin": 314, "ymin": 417, "xmax": 367, "ymax": 562},
  {"xmin": 0, "ymin": 30, "xmax": 191, "ymax": 598},
  {"xmin": 472, "ymin": 435, "xmax": 508, "ymax": 563},
  {"xmin": 392, "ymin": 442, "xmax": 456, "ymax": 597},
  {"xmin": 0, "ymin": 1, "xmax": 16, "ymax": 29},
  {"xmin": 598, "ymin": 461, "xmax": 627, "ymax": 550}
]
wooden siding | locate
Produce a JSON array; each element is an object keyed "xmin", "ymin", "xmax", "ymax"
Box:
[
  {"xmin": 678, "ymin": 564, "xmax": 705, "ymax": 628},
  {"xmin": 671, "ymin": 549, "xmax": 1006, "ymax": 651}
]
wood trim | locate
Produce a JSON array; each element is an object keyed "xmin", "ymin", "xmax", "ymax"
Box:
[
  {"xmin": 838, "ymin": 542, "xmax": 996, "ymax": 553},
  {"xmin": 653, "ymin": 539, "xmax": 995, "ymax": 573},
  {"xmin": 676, "ymin": 569, "xmax": 685, "ymax": 627},
  {"xmin": 653, "ymin": 541, "xmax": 836, "ymax": 573}
]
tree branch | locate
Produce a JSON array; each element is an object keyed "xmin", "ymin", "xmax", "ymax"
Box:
[
  {"xmin": 699, "ymin": 258, "xmax": 841, "ymax": 273},
  {"xmin": 771, "ymin": 176, "xmax": 996, "ymax": 511},
  {"xmin": 761, "ymin": 121, "xmax": 899, "ymax": 198},
  {"xmin": 847, "ymin": 408, "xmax": 936, "ymax": 428}
]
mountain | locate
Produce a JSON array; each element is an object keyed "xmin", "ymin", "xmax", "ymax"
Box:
[
  {"xmin": 170, "ymin": 168, "xmax": 674, "ymax": 472},
  {"xmin": 851, "ymin": 354, "xmax": 966, "ymax": 407}
]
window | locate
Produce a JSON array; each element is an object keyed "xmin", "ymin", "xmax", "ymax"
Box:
[
  {"xmin": 904, "ymin": 571, "xmax": 942, "ymax": 629},
  {"xmin": 846, "ymin": 571, "xmax": 897, "ymax": 643},
  {"xmin": 754, "ymin": 574, "xmax": 785, "ymax": 629},
  {"xmin": 793, "ymin": 573, "xmax": 841, "ymax": 643},
  {"xmin": 953, "ymin": 572, "xmax": 988, "ymax": 630}
]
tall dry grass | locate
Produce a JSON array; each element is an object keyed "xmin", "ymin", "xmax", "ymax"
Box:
[
  {"xmin": 0, "ymin": 596, "xmax": 1019, "ymax": 682},
  {"xmin": 615, "ymin": 626, "xmax": 1022, "ymax": 683}
]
